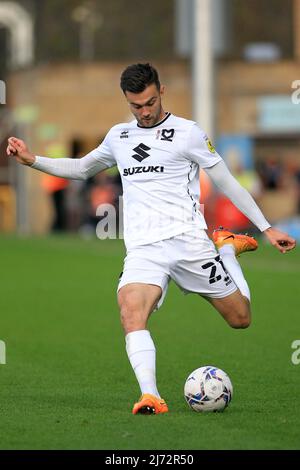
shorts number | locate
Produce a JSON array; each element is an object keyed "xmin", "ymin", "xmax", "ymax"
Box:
[{"xmin": 201, "ymin": 255, "xmax": 229, "ymax": 285}]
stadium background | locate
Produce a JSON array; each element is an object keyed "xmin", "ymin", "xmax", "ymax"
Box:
[{"xmin": 0, "ymin": 0, "xmax": 299, "ymax": 451}]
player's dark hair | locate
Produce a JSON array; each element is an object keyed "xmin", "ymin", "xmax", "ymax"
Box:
[{"xmin": 120, "ymin": 63, "xmax": 160, "ymax": 94}]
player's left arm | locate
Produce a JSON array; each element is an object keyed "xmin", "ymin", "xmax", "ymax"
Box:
[
  {"xmin": 205, "ymin": 160, "xmax": 296, "ymax": 254},
  {"xmin": 262, "ymin": 227, "xmax": 296, "ymax": 253}
]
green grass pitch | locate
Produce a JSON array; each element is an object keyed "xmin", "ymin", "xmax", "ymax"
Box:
[{"xmin": 0, "ymin": 234, "xmax": 299, "ymax": 450}]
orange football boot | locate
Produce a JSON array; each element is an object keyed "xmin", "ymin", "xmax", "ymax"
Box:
[
  {"xmin": 212, "ymin": 226, "xmax": 258, "ymax": 257},
  {"xmin": 132, "ymin": 394, "xmax": 169, "ymax": 415}
]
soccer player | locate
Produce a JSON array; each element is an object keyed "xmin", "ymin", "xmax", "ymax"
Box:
[{"xmin": 7, "ymin": 63, "xmax": 296, "ymax": 415}]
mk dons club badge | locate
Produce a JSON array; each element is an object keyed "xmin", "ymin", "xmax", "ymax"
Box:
[{"xmin": 205, "ymin": 136, "xmax": 216, "ymax": 154}]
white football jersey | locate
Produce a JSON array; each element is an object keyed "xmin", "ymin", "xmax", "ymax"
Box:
[{"xmin": 89, "ymin": 113, "xmax": 222, "ymax": 249}]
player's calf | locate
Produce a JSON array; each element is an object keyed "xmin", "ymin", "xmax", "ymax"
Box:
[
  {"xmin": 118, "ymin": 295, "xmax": 147, "ymax": 333},
  {"xmin": 208, "ymin": 290, "xmax": 251, "ymax": 329}
]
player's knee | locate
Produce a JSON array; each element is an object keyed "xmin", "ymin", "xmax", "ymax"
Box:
[
  {"xmin": 119, "ymin": 288, "xmax": 140, "ymax": 310},
  {"xmin": 118, "ymin": 291, "xmax": 145, "ymax": 328},
  {"xmin": 228, "ymin": 312, "xmax": 251, "ymax": 329},
  {"xmin": 227, "ymin": 305, "xmax": 251, "ymax": 329},
  {"xmin": 119, "ymin": 300, "xmax": 139, "ymax": 323},
  {"xmin": 229, "ymin": 318, "xmax": 251, "ymax": 329},
  {"xmin": 120, "ymin": 308, "xmax": 143, "ymax": 332}
]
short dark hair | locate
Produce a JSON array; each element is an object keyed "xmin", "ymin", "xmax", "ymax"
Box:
[{"xmin": 120, "ymin": 63, "xmax": 160, "ymax": 94}]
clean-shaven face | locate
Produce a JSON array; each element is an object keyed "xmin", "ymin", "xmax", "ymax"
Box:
[{"xmin": 125, "ymin": 83, "xmax": 166, "ymax": 127}]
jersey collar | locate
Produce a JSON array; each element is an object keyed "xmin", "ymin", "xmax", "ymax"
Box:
[{"xmin": 137, "ymin": 112, "xmax": 171, "ymax": 129}]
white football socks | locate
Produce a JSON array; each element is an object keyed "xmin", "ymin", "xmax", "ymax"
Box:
[
  {"xmin": 218, "ymin": 244, "xmax": 251, "ymax": 301},
  {"xmin": 125, "ymin": 329, "xmax": 160, "ymax": 398}
]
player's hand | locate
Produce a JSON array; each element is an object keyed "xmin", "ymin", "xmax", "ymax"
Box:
[
  {"xmin": 6, "ymin": 137, "xmax": 36, "ymax": 166},
  {"xmin": 264, "ymin": 227, "xmax": 296, "ymax": 253}
]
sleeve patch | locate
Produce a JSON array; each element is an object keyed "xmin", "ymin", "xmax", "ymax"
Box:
[{"xmin": 204, "ymin": 136, "xmax": 216, "ymax": 154}]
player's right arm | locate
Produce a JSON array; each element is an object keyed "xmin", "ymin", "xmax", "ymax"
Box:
[{"xmin": 6, "ymin": 135, "xmax": 116, "ymax": 180}]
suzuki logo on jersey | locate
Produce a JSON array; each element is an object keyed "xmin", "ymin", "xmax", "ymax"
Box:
[
  {"xmin": 161, "ymin": 129, "xmax": 175, "ymax": 142},
  {"xmin": 123, "ymin": 166, "xmax": 164, "ymax": 176},
  {"xmin": 132, "ymin": 143, "xmax": 151, "ymax": 162}
]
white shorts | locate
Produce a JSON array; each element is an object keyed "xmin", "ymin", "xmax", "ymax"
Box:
[{"xmin": 117, "ymin": 229, "xmax": 237, "ymax": 309}]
